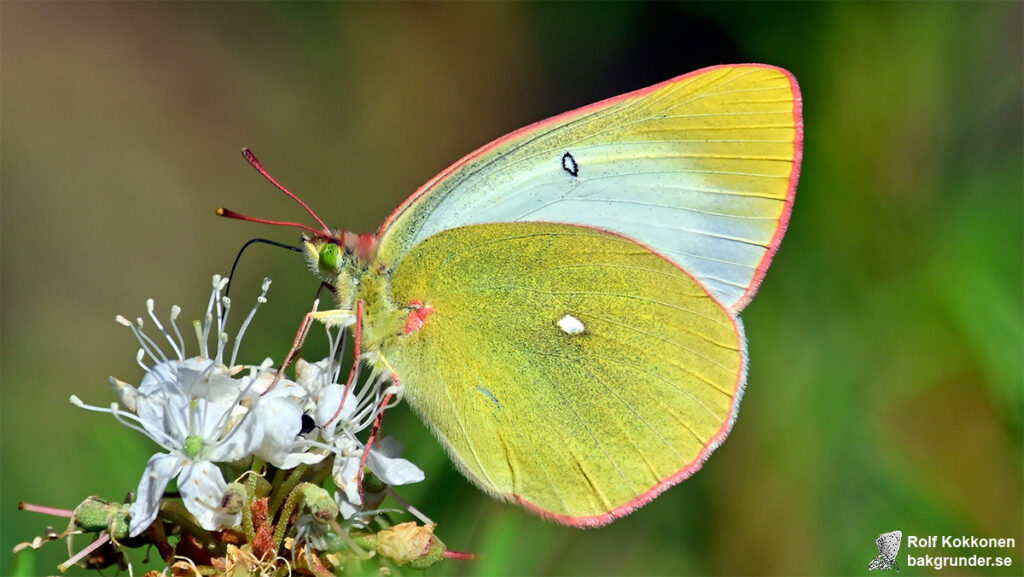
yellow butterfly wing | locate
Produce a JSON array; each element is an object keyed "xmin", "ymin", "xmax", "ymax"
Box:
[
  {"xmin": 376, "ymin": 65, "xmax": 802, "ymax": 313},
  {"xmin": 380, "ymin": 222, "xmax": 744, "ymax": 525}
]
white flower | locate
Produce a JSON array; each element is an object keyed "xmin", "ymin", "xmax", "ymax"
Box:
[
  {"xmin": 295, "ymin": 341, "xmax": 423, "ymax": 520},
  {"xmin": 73, "ymin": 276, "xmax": 311, "ymax": 536},
  {"xmin": 332, "ymin": 436, "xmax": 366, "ymax": 520},
  {"xmin": 73, "ymin": 273, "xmax": 429, "ymax": 542},
  {"xmin": 296, "ymin": 357, "xmax": 358, "ymax": 440},
  {"xmin": 246, "ymin": 372, "xmax": 325, "ymax": 469},
  {"xmin": 78, "ymin": 359, "xmax": 270, "ymax": 536},
  {"xmin": 331, "ymin": 435, "xmax": 423, "ymax": 521},
  {"xmin": 130, "ymin": 395, "xmax": 254, "ymax": 535}
]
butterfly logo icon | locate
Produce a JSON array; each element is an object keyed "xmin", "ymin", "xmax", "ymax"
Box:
[{"xmin": 869, "ymin": 530, "xmax": 902, "ymax": 572}]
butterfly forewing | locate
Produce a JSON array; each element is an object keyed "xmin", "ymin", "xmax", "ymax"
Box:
[{"xmin": 377, "ymin": 65, "xmax": 802, "ymax": 312}]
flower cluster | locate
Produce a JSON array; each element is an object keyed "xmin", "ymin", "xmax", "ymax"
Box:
[{"xmin": 17, "ymin": 275, "xmax": 459, "ymax": 575}]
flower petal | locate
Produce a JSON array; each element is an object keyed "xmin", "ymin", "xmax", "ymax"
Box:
[
  {"xmin": 367, "ymin": 437, "xmax": 424, "ymax": 486},
  {"xmin": 129, "ymin": 453, "xmax": 184, "ymax": 537},
  {"xmin": 314, "ymin": 384, "xmax": 358, "ymax": 438},
  {"xmin": 296, "ymin": 358, "xmax": 340, "ymax": 399},
  {"xmin": 249, "ymin": 382, "xmax": 311, "ymax": 468},
  {"xmin": 178, "ymin": 461, "xmax": 239, "ymax": 531},
  {"xmin": 138, "ymin": 361, "xmax": 181, "ymax": 396},
  {"xmin": 177, "ymin": 358, "xmax": 242, "ymax": 405},
  {"xmin": 332, "ymin": 438, "xmax": 364, "ymax": 519}
]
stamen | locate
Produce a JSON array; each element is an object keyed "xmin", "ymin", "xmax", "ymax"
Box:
[
  {"xmin": 215, "ymin": 295, "xmax": 231, "ymax": 364},
  {"xmin": 134, "ymin": 349, "xmax": 148, "ymax": 372},
  {"xmin": 349, "ymin": 401, "xmax": 376, "ymax": 432},
  {"xmin": 302, "ymin": 439, "xmax": 337, "ymax": 453},
  {"xmin": 338, "ymin": 364, "xmax": 385, "ymax": 431},
  {"xmin": 120, "ymin": 315, "xmax": 164, "ymax": 367},
  {"xmin": 384, "ymin": 488, "xmax": 435, "ymax": 526},
  {"xmin": 201, "ymin": 277, "xmax": 222, "ymax": 358},
  {"xmin": 382, "ymin": 385, "xmax": 404, "ymax": 404},
  {"xmin": 231, "ymin": 279, "xmax": 271, "ymax": 367},
  {"xmin": 324, "ymin": 326, "xmax": 344, "ymax": 375},
  {"xmin": 193, "ymin": 319, "xmax": 206, "ymax": 360},
  {"xmin": 273, "ymin": 555, "xmax": 293, "ymax": 576},
  {"xmin": 69, "ymin": 397, "xmax": 177, "ymax": 449},
  {"xmin": 147, "ymin": 299, "xmax": 184, "ymax": 360},
  {"xmin": 58, "ymin": 532, "xmax": 111, "ymax": 573},
  {"xmin": 113, "ymin": 403, "xmax": 180, "ymax": 449},
  {"xmin": 169, "ymin": 305, "xmax": 186, "ymax": 359},
  {"xmin": 132, "ymin": 322, "xmax": 169, "ymax": 365},
  {"xmin": 171, "ymin": 555, "xmax": 201, "ymax": 576},
  {"xmin": 219, "ymin": 330, "xmax": 230, "ymax": 365}
]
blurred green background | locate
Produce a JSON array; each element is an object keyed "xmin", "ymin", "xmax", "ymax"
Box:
[{"xmin": 2, "ymin": 2, "xmax": 1021, "ymax": 576}]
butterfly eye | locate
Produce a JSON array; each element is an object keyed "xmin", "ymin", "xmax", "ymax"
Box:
[{"xmin": 318, "ymin": 243, "xmax": 340, "ymax": 271}]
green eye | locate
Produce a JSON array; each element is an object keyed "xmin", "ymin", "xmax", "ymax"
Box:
[{"xmin": 319, "ymin": 243, "xmax": 340, "ymax": 271}]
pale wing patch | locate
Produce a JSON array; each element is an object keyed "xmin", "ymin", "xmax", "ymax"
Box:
[
  {"xmin": 377, "ymin": 65, "xmax": 800, "ymax": 313},
  {"xmin": 557, "ymin": 314, "xmax": 586, "ymax": 335}
]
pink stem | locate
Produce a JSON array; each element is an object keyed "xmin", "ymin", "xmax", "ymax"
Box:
[{"xmin": 18, "ymin": 502, "xmax": 74, "ymax": 518}]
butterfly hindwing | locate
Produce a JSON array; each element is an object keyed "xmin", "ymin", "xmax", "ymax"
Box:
[{"xmin": 380, "ymin": 222, "xmax": 745, "ymax": 525}]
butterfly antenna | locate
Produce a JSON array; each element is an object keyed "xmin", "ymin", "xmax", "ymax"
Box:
[
  {"xmin": 224, "ymin": 238, "xmax": 302, "ymax": 297},
  {"xmin": 216, "ymin": 207, "xmax": 325, "ymax": 236},
  {"xmin": 240, "ymin": 148, "xmax": 331, "ymax": 232}
]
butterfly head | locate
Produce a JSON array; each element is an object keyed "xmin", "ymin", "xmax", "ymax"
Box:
[
  {"xmin": 220, "ymin": 148, "xmax": 383, "ymax": 296},
  {"xmin": 302, "ymin": 230, "xmax": 378, "ymax": 284}
]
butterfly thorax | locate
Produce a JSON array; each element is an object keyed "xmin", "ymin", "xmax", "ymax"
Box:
[{"xmin": 355, "ymin": 262, "xmax": 404, "ymax": 346}]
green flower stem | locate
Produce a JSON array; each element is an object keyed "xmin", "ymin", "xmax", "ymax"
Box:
[
  {"xmin": 272, "ymin": 481, "xmax": 312, "ymax": 552},
  {"xmin": 241, "ymin": 459, "xmax": 265, "ymax": 541},
  {"xmin": 268, "ymin": 464, "xmax": 306, "ymax": 517}
]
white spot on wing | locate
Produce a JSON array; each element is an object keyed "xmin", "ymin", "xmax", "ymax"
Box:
[{"xmin": 557, "ymin": 314, "xmax": 585, "ymax": 335}]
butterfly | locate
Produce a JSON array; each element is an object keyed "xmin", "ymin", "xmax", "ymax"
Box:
[{"xmin": 221, "ymin": 64, "xmax": 803, "ymax": 527}]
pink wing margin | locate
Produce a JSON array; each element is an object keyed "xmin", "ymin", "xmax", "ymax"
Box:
[{"xmin": 732, "ymin": 66, "xmax": 803, "ymax": 313}]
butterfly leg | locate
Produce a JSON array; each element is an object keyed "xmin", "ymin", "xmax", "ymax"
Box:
[
  {"xmin": 342, "ymin": 300, "xmax": 364, "ymax": 396},
  {"xmin": 262, "ymin": 301, "xmax": 356, "ymax": 395},
  {"xmin": 305, "ymin": 298, "xmax": 405, "ymax": 508},
  {"xmin": 323, "ymin": 299, "xmax": 365, "ymax": 429},
  {"xmin": 354, "ymin": 350, "xmax": 408, "ymax": 498},
  {"xmin": 357, "ymin": 385, "xmax": 395, "ymax": 505},
  {"xmin": 347, "ymin": 302, "xmax": 401, "ymax": 507}
]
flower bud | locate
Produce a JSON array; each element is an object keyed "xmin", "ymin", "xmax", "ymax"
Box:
[
  {"xmin": 376, "ymin": 522, "xmax": 445, "ymax": 569},
  {"xmin": 73, "ymin": 497, "xmax": 130, "ymax": 540}
]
